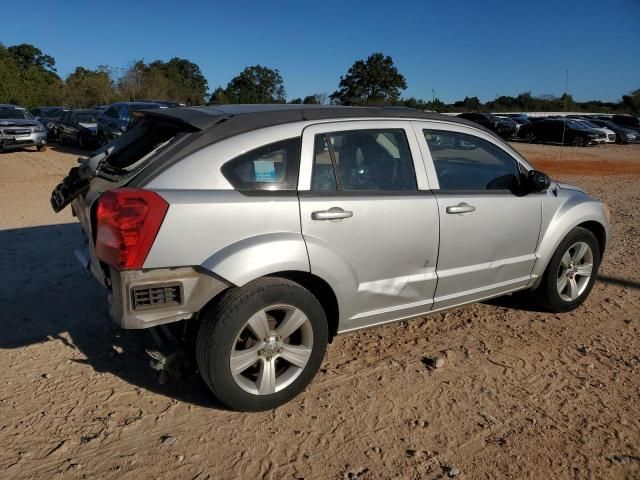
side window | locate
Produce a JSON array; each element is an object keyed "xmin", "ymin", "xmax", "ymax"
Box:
[
  {"xmin": 119, "ymin": 105, "xmax": 131, "ymax": 122},
  {"xmin": 222, "ymin": 137, "xmax": 301, "ymax": 192},
  {"xmin": 423, "ymin": 129, "xmax": 519, "ymax": 191},
  {"xmin": 312, "ymin": 129, "xmax": 416, "ymax": 192},
  {"xmin": 104, "ymin": 106, "xmax": 117, "ymax": 118}
]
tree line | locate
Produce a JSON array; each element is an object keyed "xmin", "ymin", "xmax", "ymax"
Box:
[{"xmin": 1, "ymin": 43, "xmax": 638, "ymax": 114}]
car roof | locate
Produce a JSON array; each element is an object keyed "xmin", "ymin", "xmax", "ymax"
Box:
[{"xmin": 136, "ymin": 104, "xmax": 486, "ymax": 133}]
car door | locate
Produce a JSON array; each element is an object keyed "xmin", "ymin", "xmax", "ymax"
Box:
[
  {"xmin": 298, "ymin": 120, "xmax": 440, "ymax": 333},
  {"xmin": 414, "ymin": 122, "xmax": 542, "ymax": 310}
]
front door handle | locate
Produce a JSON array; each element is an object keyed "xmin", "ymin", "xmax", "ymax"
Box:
[
  {"xmin": 311, "ymin": 207, "xmax": 353, "ymax": 221},
  {"xmin": 446, "ymin": 202, "xmax": 476, "ymax": 214}
]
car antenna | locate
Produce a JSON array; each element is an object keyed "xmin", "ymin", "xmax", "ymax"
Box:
[{"xmin": 559, "ymin": 69, "xmax": 569, "ymax": 163}]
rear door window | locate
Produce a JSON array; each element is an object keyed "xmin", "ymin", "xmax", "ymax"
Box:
[
  {"xmin": 311, "ymin": 129, "xmax": 416, "ymax": 192},
  {"xmin": 222, "ymin": 138, "xmax": 301, "ymax": 192},
  {"xmin": 423, "ymin": 129, "xmax": 519, "ymax": 191}
]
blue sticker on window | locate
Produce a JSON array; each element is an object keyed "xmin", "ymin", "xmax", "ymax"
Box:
[{"xmin": 254, "ymin": 160, "xmax": 277, "ymax": 182}]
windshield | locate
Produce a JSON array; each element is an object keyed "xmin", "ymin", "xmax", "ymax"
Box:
[
  {"xmin": 579, "ymin": 120, "xmax": 600, "ymax": 129},
  {"xmin": 43, "ymin": 108, "xmax": 66, "ymax": 119},
  {"xmin": 76, "ymin": 112, "xmax": 99, "ymax": 123},
  {"xmin": 0, "ymin": 107, "xmax": 33, "ymax": 120},
  {"xmin": 566, "ymin": 120, "xmax": 587, "ymax": 129}
]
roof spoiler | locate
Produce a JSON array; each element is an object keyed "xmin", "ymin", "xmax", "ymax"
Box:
[{"xmin": 132, "ymin": 108, "xmax": 230, "ymax": 131}]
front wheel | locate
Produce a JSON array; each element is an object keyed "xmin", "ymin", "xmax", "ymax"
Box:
[
  {"xmin": 572, "ymin": 136, "xmax": 586, "ymax": 147},
  {"xmin": 536, "ymin": 227, "xmax": 601, "ymax": 312},
  {"xmin": 196, "ymin": 278, "xmax": 328, "ymax": 411},
  {"xmin": 526, "ymin": 132, "xmax": 536, "ymax": 143}
]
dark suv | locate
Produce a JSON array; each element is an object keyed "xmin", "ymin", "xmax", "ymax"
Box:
[
  {"xmin": 457, "ymin": 112, "xmax": 516, "ymax": 139},
  {"xmin": 97, "ymin": 102, "xmax": 165, "ymax": 145},
  {"xmin": 31, "ymin": 106, "xmax": 68, "ymax": 140}
]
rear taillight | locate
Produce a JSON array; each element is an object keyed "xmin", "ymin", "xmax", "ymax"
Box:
[{"xmin": 95, "ymin": 188, "xmax": 168, "ymax": 270}]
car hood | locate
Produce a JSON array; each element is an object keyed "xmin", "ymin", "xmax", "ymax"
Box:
[
  {"xmin": 79, "ymin": 122, "xmax": 97, "ymax": 131},
  {"xmin": 0, "ymin": 119, "xmax": 41, "ymax": 127}
]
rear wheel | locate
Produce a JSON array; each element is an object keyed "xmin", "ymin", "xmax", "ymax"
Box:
[
  {"xmin": 526, "ymin": 132, "xmax": 536, "ymax": 143},
  {"xmin": 196, "ymin": 278, "xmax": 328, "ymax": 411},
  {"xmin": 536, "ymin": 227, "xmax": 600, "ymax": 312}
]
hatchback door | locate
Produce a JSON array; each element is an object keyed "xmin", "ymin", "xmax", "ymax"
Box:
[
  {"xmin": 298, "ymin": 121, "xmax": 440, "ymax": 332},
  {"xmin": 414, "ymin": 123, "xmax": 542, "ymax": 310}
]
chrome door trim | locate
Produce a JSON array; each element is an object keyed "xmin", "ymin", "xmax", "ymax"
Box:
[{"xmin": 298, "ymin": 120, "xmax": 431, "ymax": 192}]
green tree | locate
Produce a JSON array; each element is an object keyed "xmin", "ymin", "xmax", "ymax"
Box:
[
  {"xmin": 331, "ymin": 53, "xmax": 407, "ymax": 105},
  {"xmin": 0, "ymin": 43, "xmax": 63, "ymax": 107},
  {"xmin": 622, "ymin": 89, "xmax": 640, "ymax": 114},
  {"xmin": 118, "ymin": 58, "xmax": 208, "ymax": 105},
  {"xmin": 302, "ymin": 95, "xmax": 319, "ymax": 104},
  {"xmin": 65, "ymin": 66, "xmax": 118, "ymax": 107},
  {"xmin": 8, "ymin": 43, "xmax": 56, "ymax": 72},
  {"xmin": 222, "ymin": 65, "xmax": 286, "ymax": 103},
  {"xmin": 462, "ymin": 96, "xmax": 482, "ymax": 111},
  {"xmin": 209, "ymin": 86, "xmax": 232, "ymax": 104},
  {"xmin": 288, "ymin": 97, "xmax": 302, "ymax": 104}
]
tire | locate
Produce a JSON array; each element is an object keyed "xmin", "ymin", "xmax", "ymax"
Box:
[
  {"xmin": 572, "ymin": 136, "xmax": 586, "ymax": 147},
  {"xmin": 78, "ymin": 133, "xmax": 85, "ymax": 149},
  {"xmin": 527, "ymin": 132, "xmax": 536, "ymax": 143},
  {"xmin": 196, "ymin": 277, "xmax": 328, "ymax": 411},
  {"xmin": 536, "ymin": 227, "xmax": 601, "ymax": 312},
  {"xmin": 36, "ymin": 143, "xmax": 47, "ymax": 152},
  {"xmin": 97, "ymin": 132, "xmax": 106, "ymax": 147}
]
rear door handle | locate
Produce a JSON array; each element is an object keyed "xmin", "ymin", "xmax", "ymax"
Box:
[
  {"xmin": 446, "ymin": 203, "xmax": 476, "ymax": 214},
  {"xmin": 311, "ymin": 207, "xmax": 353, "ymax": 221}
]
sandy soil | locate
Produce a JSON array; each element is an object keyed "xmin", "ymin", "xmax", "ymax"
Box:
[{"xmin": 1, "ymin": 142, "xmax": 639, "ymax": 479}]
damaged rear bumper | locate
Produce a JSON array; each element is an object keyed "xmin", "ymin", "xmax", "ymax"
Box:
[{"xmin": 108, "ymin": 266, "xmax": 229, "ymax": 329}]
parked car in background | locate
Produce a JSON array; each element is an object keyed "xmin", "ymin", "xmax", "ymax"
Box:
[
  {"xmin": 571, "ymin": 119, "xmax": 616, "ymax": 143},
  {"xmin": 30, "ymin": 106, "xmax": 68, "ymax": 140},
  {"xmin": 0, "ymin": 104, "xmax": 47, "ymax": 152},
  {"xmin": 57, "ymin": 109, "xmax": 102, "ymax": 149},
  {"xmin": 588, "ymin": 118, "xmax": 639, "ymax": 144},
  {"xmin": 139, "ymin": 99, "xmax": 186, "ymax": 107},
  {"xmin": 518, "ymin": 118, "xmax": 605, "ymax": 146},
  {"xmin": 457, "ymin": 112, "xmax": 516, "ymax": 139},
  {"xmin": 497, "ymin": 115, "xmax": 529, "ymax": 135},
  {"xmin": 600, "ymin": 115, "xmax": 640, "ymax": 134},
  {"xmin": 51, "ymin": 105, "xmax": 609, "ymax": 411},
  {"xmin": 97, "ymin": 102, "xmax": 166, "ymax": 145}
]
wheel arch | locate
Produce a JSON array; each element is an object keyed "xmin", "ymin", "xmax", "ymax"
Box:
[
  {"xmin": 265, "ymin": 270, "xmax": 340, "ymax": 341},
  {"xmin": 531, "ymin": 205, "xmax": 608, "ymax": 289},
  {"xmin": 578, "ymin": 220, "xmax": 606, "ymax": 259}
]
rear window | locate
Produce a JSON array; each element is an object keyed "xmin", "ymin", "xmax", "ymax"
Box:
[
  {"xmin": 221, "ymin": 138, "xmax": 301, "ymax": 192},
  {"xmin": 102, "ymin": 121, "xmax": 184, "ymax": 170}
]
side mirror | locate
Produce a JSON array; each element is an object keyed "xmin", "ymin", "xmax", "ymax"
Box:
[{"xmin": 527, "ymin": 169, "xmax": 551, "ymax": 192}]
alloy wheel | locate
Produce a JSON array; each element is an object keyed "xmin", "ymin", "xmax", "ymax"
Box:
[
  {"xmin": 230, "ymin": 305, "xmax": 314, "ymax": 395},
  {"xmin": 556, "ymin": 241, "xmax": 594, "ymax": 301}
]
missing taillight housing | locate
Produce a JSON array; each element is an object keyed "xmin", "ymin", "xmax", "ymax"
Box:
[{"xmin": 95, "ymin": 188, "xmax": 168, "ymax": 270}]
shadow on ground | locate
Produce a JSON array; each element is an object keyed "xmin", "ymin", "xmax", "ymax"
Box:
[{"xmin": 0, "ymin": 223, "xmax": 221, "ymax": 409}]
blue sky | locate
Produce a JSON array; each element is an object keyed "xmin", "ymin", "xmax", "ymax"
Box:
[{"xmin": 2, "ymin": 0, "xmax": 639, "ymax": 103}]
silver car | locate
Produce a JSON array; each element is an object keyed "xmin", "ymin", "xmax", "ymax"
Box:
[
  {"xmin": 0, "ymin": 104, "xmax": 48, "ymax": 152},
  {"xmin": 51, "ymin": 105, "xmax": 610, "ymax": 411}
]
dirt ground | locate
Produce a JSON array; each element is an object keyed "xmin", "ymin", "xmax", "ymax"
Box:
[{"xmin": 1, "ymin": 142, "xmax": 639, "ymax": 480}]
